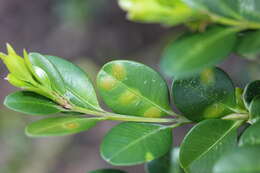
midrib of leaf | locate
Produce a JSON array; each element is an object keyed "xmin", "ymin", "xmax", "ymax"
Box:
[
  {"xmin": 105, "ymin": 125, "xmax": 169, "ymax": 162},
  {"xmin": 65, "ymin": 86, "xmax": 101, "ymax": 111},
  {"xmin": 186, "ymin": 121, "xmax": 240, "ymax": 168},
  {"xmin": 103, "ymin": 70, "xmax": 171, "ymax": 115},
  {"xmin": 174, "ymin": 28, "xmax": 236, "ymax": 73},
  {"xmin": 40, "ymin": 54, "xmax": 66, "ymax": 94},
  {"xmin": 42, "ymin": 56, "xmax": 101, "ymax": 111}
]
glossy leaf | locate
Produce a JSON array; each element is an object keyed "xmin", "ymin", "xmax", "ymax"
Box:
[
  {"xmin": 145, "ymin": 148, "xmax": 184, "ymax": 173},
  {"xmin": 88, "ymin": 169, "xmax": 126, "ymax": 173},
  {"xmin": 97, "ymin": 60, "xmax": 171, "ymax": 118},
  {"xmin": 180, "ymin": 119, "xmax": 239, "ymax": 173},
  {"xmin": 236, "ymin": 30, "xmax": 260, "ymax": 59},
  {"xmin": 172, "ymin": 67, "xmax": 235, "ymax": 122},
  {"xmin": 26, "ymin": 116, "xmax": 104, "ymax": 137},
  {"xmin": 4, "ymin": 91, "xmax": 61, "ymax": 115},
  {"xmin": 46, "ymin": 55, "xmax": 102, "ymax": 111},
  {"xmin": 243, "ymin": 80, "xmax": 260, "ymax": 109},
  {"xmin": 239, "ymin": 120, "xmax": 260, "ymax": 146},
  {"xmin": 160, "ymin": 26, "xmax": 237, "ymax": 78},
  {"xmin": 28, "ymin": 53, "xmax": 66, "ymax": 94},
  {"xmin": 101, "ymin": 122, "xmax": 173, "ymax": 166},
  {"xmin": 213, "ymin": 147, "xmax": 260, "ymax": 173}
]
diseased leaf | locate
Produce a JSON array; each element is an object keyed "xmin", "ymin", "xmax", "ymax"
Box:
[
  {"xmin": 172, "ymin": 67, "xmax": 235, "ymax": 122},
  {"xmin": 145, "ymin": 148, "xmax": 184, "ymax": 173},
  {"xmin": 26, "ymin": 116, "xmax": 104, "ymax": 137},
  {"xmin": 97, "ymin": 60, "xmax": 171, "ymax": 118},
  {"xmin": 4, "ymin": 91, "xmax": 61, "ymax": 115},
  {"xmin": 213, "ymin": 147, "xmax": 260, "ymax": 173},
  {"xmin": 180, "ymin": 119, "xmax": 240, "ymax": 173},
  {"xmin": 101, "ymin": 122, "xmax": 173, "ymax": 166},
  {"xmin": 160, "ymin": 26, "xmax": 237, "ymax": 78}
]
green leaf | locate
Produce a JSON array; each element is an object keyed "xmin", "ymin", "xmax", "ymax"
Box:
[
  {"xmin": 160, "ymin": 26, "xmax": 238, "ymax": 78},
  {"xmin": 243, "ymin": 80, "xmax": 260, "ymax": 109},
  {"xmin": 239, "ymin": 120, "xmax": 260, "ymax": 146},
  {"xmin": 213, "ymin": 147, "xmax": 260, "ymax": 173},
  {"xmin": 236, "ymin": 30, "xmax": 260, "ymax": 59},
  {"xmin": 101, "ymin": 122, "xmax": 173, "ymax": 166},
  {"xmin": 184, "ymin": 0, "xmax": 260, "ymax": 24},
  {"xmin": 4, "ymin": 91, "xmax": 61, "ymax": 115},
  {"xmin": 45, "ymin": 55, "xmax": 102, "ymax": 111},
  {"xmin": 145, "ymin": 148, "xmax": 184, "ymax": 173},
  {"xmin": 97, "ymin": 60, "xmax": 171, "ymax": 118},
  {"xmin": 184, "ymin": 0, "xmax": 241, "ymax": 20},
  {"xmin": 248, "ymin": 96, "xmax": 260, "ymax": 123},
  {"xmin": 88, "ymin": 169, "xmax": 126, "ymax": 173},
  {"xmin": 26, "ymin": 116, "xmax": 104, "ymax": 137},
  {"xmin": 118, "ymin": 0, "xmax": 202, "ymax": 26},
  {"xmin": 28, "ymin": 53, "xmax": 66, "ymax": 94},
  {"xmin": 180, "ymin": 119, "xmax": 239, "ymax": 173},
  {"xmin": 172, "ymin": 67, "xmax": 235, "ymax": 122}
]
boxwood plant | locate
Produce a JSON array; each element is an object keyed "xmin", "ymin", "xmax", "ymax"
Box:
[{"xmin": 2, "ymin": 0, "xmax": 260, "ymax": 173}]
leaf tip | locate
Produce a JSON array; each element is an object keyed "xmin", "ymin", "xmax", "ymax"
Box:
[
  {"xmin": 24, "ymin": 126, "xmax": 35, "ymax": 138},
  {"xmin": 6, "ymin": 43, "xmax": 17, "ymax": 55}
]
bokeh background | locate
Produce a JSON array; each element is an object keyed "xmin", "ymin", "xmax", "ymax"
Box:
[{"xmin": 0, "ymin": 0, "xmax": 259, "ymax": 173}]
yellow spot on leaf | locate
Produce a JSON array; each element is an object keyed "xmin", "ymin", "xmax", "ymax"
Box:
[
  {"xmin": 200, "ymin": 68, "xmax": 215, "ymax": 85},
  {"xmin": 99, "ymin": 75, "xmax": 117, "ymax": 91},
  {"xmin": 144, "ymin": 107, "xmax": 162, "ymax": 118},
  {"xmin": 112, "ymin": 63, "xmax": 126, "ymax": 80},
  {"xmin": 119, "ymin": 90, "xmax": 139, "ymax": 105},
  {"xmin": 203, "ymin": 103, "xmax": 226, "ymax": 119},
  {"xmin": 64, "ymin": 122, "xmax": 79, "ymax": 129},
  {"xmin": 145, "ymin": 152, "xmax": 154, "ymax": 162}
]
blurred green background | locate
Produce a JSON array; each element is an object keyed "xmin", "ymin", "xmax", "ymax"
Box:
[{"xmin": 0, "ymin": 0, "xmax": 259, "ymax": 173}]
